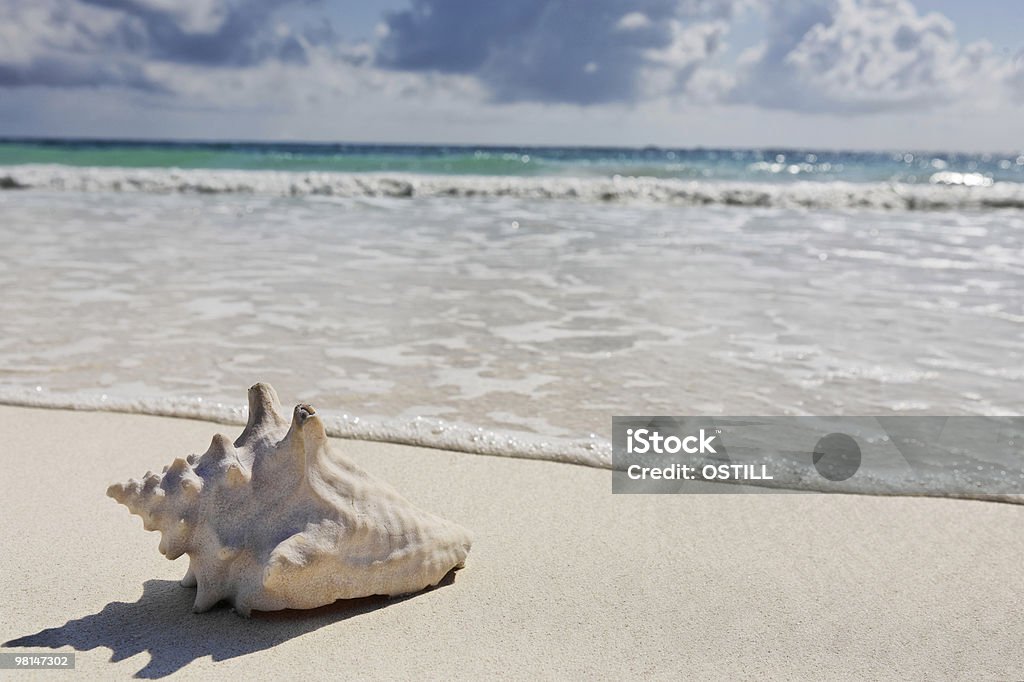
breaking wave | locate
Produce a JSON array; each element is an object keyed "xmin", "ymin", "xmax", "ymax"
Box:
[{"xmin": 3, "ymin": 164, "xmax": 1024, "ymax": 211}]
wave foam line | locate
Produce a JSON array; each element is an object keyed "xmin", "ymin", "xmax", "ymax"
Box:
[
  {"xmin": 1, "ymin": 388, "xmax": 1021, "ymax": 504},
  {"xmin": 0, "ymin": 387, "xmax": 611, "ymax": 468},
  {"xmin": 3, "ymin": 164, "xmax": 1024, "ymax": 210}
]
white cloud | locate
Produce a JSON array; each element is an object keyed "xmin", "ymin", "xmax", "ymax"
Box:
[
  {"xmin": 639, "ymin": 19, "xmax": 730, "ymax": 98},
  {"xmin": 0, "ymin": 1, "xmax": 163, "ymax": 89},
  {"xmin": 728, "ymin": 0, "xmax": 1003, "ymax": 113},
  {"xmin": 616, "ymin": 12, "xmax": 652, "ymax": 31}
]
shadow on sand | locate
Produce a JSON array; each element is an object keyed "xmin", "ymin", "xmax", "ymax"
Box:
[{"xmin": 4, "ymin": 574, "xmax": 455, "ymax": 678}]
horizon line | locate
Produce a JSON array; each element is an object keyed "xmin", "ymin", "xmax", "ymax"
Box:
[{"xmin": 1, "ymin": 135, "xmax": 1022, "ymax": 159}]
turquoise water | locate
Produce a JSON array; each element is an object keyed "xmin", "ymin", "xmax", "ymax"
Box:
[{"xmin": 2, "ymin": 139, "xmax": 1024, "ymax": 184}]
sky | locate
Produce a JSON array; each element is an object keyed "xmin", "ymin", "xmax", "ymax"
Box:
[{"xmin": 0, "ymin": 0, "xmax": 1022, "ymax": 151}]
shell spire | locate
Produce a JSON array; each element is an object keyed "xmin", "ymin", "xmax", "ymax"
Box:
[
  {"xmin": 234, "ymin": 382, "xmax": 288, "ymax": 448},
  {"xmin": 107, "ymin": 383, "xmax": 471, "ymax": 616}
]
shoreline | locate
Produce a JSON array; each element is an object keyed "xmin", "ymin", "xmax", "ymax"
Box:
[
  {"xmin": 2, "ymin": 394, "xmax": 1020, "ymax": 504},
  {"xmin": 0, "ymin": 389, "xmax": 612, "ymax": 468},
  {"xmin": 1, "ymin": 405, "xmax": 1021, "ymax": 678}
]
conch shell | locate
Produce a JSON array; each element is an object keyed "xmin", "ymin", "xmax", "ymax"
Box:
[{"xmin": 108, "ymin": 383, "xmax": 472, "ymax": 616}]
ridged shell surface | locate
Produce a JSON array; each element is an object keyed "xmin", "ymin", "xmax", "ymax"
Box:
[{"xmin": 108, "ymin": 383, "xmax": 472, "ymax": 616}]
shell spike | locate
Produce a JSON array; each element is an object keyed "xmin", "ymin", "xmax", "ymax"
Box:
[
  {"xmin": 285, "ymin": 403, "xmax": 328, "ymax": 464},
  {"xmin": 257, "ymin": 403, "xmax": 315, "ymax": 481},
  {"xmin": 235, "ymin": 383, "xmax": 287, "ymax": 447},
  {"xmin": 297, "ymin": 405, "xmax": 330, "ymax": 467},
  {"xmin": 225, "ymin": 462, "xmax": 251, "ymax": 487},
  {"xmin": 167, "ymin": 457, "xmax": 190, "ymax": 476},
  {"xmin": 106, "ymin": 480, "xmax": 137, "ymax": 505},
  {"xmin": 294, "ymin": 403, "xmax": 322, "ymax": 440},
  {"xmin": 203, "ymin": 433, "xmax": 236, "ymax": 460},
  {"xmin": 200, "ymin": 433, "xmax": 249, "ymax": 485}
]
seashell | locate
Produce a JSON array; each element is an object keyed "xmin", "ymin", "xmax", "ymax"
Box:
[{"xmin": 107, "ymin": 383, "xmax": 472, "ymax": 616}]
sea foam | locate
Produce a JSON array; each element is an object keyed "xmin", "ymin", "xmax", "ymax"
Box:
[
  {"xmin": 3, "ymin": 164, "xmax": 1024, "ymax": 210},
  {"xmin": 2, "ymin": 387, "xmax": 1020, "ymax": 504},
  {"xmin": 0, "ymin": 387, "xmax": 611, "ymax": 468}
]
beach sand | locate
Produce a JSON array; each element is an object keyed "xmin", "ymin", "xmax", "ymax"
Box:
[{"xmin": 0, "ymin": 405, "xmax": 1021, "ymax": 679}]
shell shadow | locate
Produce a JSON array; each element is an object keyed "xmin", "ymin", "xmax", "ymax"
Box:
[{"xmin": 3, "ymin": 573, "xmax": 457, "ymax": 678}]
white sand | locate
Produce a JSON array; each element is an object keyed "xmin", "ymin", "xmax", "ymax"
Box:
[{"xmin": 0, "ymin": 405, "xmax": 1021, "ymax": 679}]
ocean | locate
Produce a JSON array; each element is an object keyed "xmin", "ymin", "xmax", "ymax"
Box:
[
  {"xmin": 3, "ymin": 138, "xmax": 1024, "ymax": 186},
  {"xmin": 1, "ymin": 139, "xmax": 1021, "ymax": 494}
]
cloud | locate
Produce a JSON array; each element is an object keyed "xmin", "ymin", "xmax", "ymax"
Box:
[
  {"xmin": 1, "ymin": 0, "xmax": 1021, "ymax": 124},
  {"xmin": 1007, "ymin": 49, "xmax": 1024, "ymax": 101},
  {"xmin": 79, "ymin": 0, "xmax": 309, "ymax": 66},
  {"xmin": 0, "ymin": 1, "xmax": 160, "ymax": 89},
  {"xmin": 0, "ymin": 0, "xmax": 317, "ymax": 90},
  {"xmin": 617, "ymin": 11, "xmax": 654, "ymax": 31},
  {"xmin": 375, "ymin": 0, "xmax": 744, "ymax": 105},
  {"xmin": 727, "ymin": 0, "xmax": 996, "ymax": 113}
]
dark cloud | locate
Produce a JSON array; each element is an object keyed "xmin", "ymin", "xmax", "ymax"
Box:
[
  {"xmin": 80, "ymin": 0, "xmax": 309, "ymax": 66},
  {"xmin": 0, "ymin": 56, "xmax": 165, "ymax": 91},
  {"xmin": 375, "ymin": 0, "xmax": 739, "ymax": 104}
]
